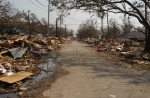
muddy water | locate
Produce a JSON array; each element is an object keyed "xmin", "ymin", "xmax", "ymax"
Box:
[
  {"xmin": 0, "ymin": 51, "xmax": 58, "ymax": 98},
  {"xmin": 34, "ymin": 59, "xmax": 56, "ymax": 81}
]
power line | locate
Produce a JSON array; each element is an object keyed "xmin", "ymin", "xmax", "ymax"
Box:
[
  {"xmin": 66, "ymin": 17, "xmax": 83, "ymax": 22},
  {"xmin": 32, "ymin": 2, "xmax": 83, "ymax": 22},
  {"xmin": 65, "ymin": 24, "xmax": 81, "ymax": 25},
  {"xmin": 51, "ymin": 24, "xmax": 80, "ymax": 25},
  {"xmin": 48, "ymin": 0, "xmax": 50, "ymax": 35},
  {"xmin": 35, "ymin": 0, "xmax": 48, "ymax": 7},
  {"xmin": 28, "ymin": 0, "xmax": 47, "ymax": 12},
  {"xmin": 35, "ymin": 0, "xmax": 55, "ymax": 20}
]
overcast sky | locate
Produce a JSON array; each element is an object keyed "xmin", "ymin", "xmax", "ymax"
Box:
[{"xmin": 7, "ymin": 0, "xmax": 142, "ymax": 33}]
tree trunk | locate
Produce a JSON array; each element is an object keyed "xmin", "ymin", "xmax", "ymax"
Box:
[{"xmin": 144, "ymin": 29, "xmax": 150, "ymax": 53}]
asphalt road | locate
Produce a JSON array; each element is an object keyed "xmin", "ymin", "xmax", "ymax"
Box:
[{"xmin": 43, "ymin": 41, "xmax": 150, "ymax": 98}]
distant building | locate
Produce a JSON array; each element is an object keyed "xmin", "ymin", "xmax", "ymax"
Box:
[{"xmin": 118, "ymin": 31, "xmax": 145, "ymax": 42}]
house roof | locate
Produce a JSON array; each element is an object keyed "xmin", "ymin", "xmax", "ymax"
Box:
[{"xmin": 123, "ymin": 31, "xmax": 145, "ymax": 39}]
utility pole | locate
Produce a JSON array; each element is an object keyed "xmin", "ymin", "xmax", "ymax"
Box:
[
  {"xmin": 65, "ymin": 25, "xmax": 67, "ymax": 38},
  {"xmin": 145, "ymin": 0, "xmax": 147, "ymax": 40},
  {"xmin": 56, "ymin": 18, "xmax": 58, "ymax": 37},
  {"xmin": 107, "ymin": 11, "xmax": 109, "ymax": 38},
  {"xmin": 60, "ymin": 15, "xmax": 62, "ymax": 34},
  {"xmin": 48, "ymin": 0, "xmax": 50, "ymax": 36},
  {"xmin": 101, "ymin": 13, "xmax": 104, "ymax": 38},
  {"xmin": 28, "ymin": 10, "xmax": 30, "ymax": 35}
]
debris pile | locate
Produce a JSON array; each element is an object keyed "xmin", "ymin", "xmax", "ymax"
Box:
[
  {"xmin": 86, "ymin": 39, "xmax": 150, "ymax": 70},
  {"xmin": 0, "ymin": 34, "xmax": 68, "ymax": 93}
]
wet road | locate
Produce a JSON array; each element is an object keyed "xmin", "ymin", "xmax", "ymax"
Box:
[{"xmin": 43, "ymin": 41, "xmax": 150, "ymax": 98}]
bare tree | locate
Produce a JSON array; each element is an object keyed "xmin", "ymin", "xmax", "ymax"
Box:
[
  {"xmin": 121, "ymin": 18, "xmax": 134, "ymax": 35},
  {"xmin": 0, "ymin": 0, "xmax": 55, "ymax": 36},
  {"xmin": 77, "ymin": 19, "xmax": 99, "ymax": 39},
  {"xmin": 51, "ymin": 0, "xmax": 150, "ymax": 53},
  {"xmin": 108, "ymin": 19, "xmax": 121, "ymax": 39}
]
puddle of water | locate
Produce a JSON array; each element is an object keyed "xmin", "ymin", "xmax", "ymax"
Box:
[
  {"xmin": 0, "ymin": 51, "xmax": 58, "ymax": 97},
  {"xmin": 33, "ymin": 51, "xmax": 58, "ymax": 82},
  {"xmin": 0, "ymin": 93, "xmax": 18, "ymax": 98},
  {"xmin": 34, "ymin": 58, "xmax": 56, "ymax": 82}
]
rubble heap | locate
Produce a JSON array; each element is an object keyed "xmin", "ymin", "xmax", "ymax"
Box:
[
  {"xmin": 0, "ymin": 34, "xmax": 72, "ymax": 93},
  {"xmin": 86, "ymin": 39, "xmax": 150, "ymax": 70}
]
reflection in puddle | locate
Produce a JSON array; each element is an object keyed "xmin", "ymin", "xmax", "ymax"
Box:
[
  {"xmin": 34, "ymin": 58, "xmax": 56, "ymax": 82},
  {"xmin": 0, "ymin": 51, "xmax": 57, "ymax": 98}
]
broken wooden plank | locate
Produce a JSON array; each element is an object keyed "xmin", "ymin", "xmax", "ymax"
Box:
[
  {"xmin": 0, "ymin": 54, "xmax": 3, "ymax": 59},
  {"xmin": 15, "ymin": 35, "xmax": 28, "ymax": 41},
  {"xmin": 0, "ymin": 60, "xmax": 17, "ymax": 64},
  {"xmin": 0, "ymin": 71, "xmax": 33, "ymax": 84},
  {"xmin": 0, "ymin": 50, "xmax": 8, "ymax": 54},
  {"xmin": 0, "ymin": 50, "xmax": 8, "ymax": 59}
]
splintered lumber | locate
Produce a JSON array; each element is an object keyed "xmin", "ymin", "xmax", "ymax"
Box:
[
  {"xmin": 0, "ymin": 50, "xmax": 8, "ymax": 59},
  {"xmin": 15, "ymin": 35, "xmax": 28, "ymax": 41},
  {"xmin": 0, "ymin": 54, "xmax": 3, "ymax": 58},
  {"xmin": 0, "ymin": 50, "xmax": 8, "ymax": 54},
  {"xmin": 0, "ymin": 71, "xmax": 33, "ymax": 84}
]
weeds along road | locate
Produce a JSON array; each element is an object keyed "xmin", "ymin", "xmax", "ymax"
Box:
[{"xmin": 43, "ymin": 41, "xmax": 150, "ymax": 98}]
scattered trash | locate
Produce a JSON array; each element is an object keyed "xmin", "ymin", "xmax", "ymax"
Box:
[
  {"xmin": 84, "ymin": 38, "xmax": 150, "ymax": 70},
  {"xmin": 0, "ymin": 34, "xmax": 72, "ymax": 94},
  {"xmin": 19, "ymin": 87, "xmax": 28, "ymax": 91},
  {"xmin": 0, "ymin": 64, "xmax": 6, "ymax": 74},
  {"xmin": 96, "ymin": 45, "xmax": 102, "ymax": 52},
  {"xmin": 6, "ymin": 63, "xmax": 14, "ymax": 76}
]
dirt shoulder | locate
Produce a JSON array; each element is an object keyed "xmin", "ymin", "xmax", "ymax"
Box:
[{"xmin": 42, "ymin": 41, "xmax": 150, "ymax": 98}]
